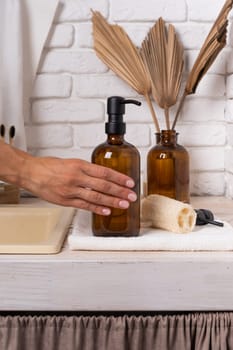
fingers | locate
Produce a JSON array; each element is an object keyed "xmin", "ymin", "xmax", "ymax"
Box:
[
  {"xmin": 75, "ymin": 160, "xmax": 137, "ymax": 201},
  {"xmin": 34, "ymin": 187, "xmax": 114, "ymax": 216},
  {"xmin": 79, "ymin": 175, "xmax": 137, "ymax": 203},
  {"xmin": 62, "ymin": 197, "xmax": 112, "ymax": 216},
  {"xmin": 82, "ymin": 161, "xmax": 135, "ymax": 188},
  {"xmin": 67, "ymin": 187, "xmax": 137, "ymax": 210}
]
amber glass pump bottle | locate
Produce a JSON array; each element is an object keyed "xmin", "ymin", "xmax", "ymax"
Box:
[
  {"xmin": 92, "ymin": 96, "xmax": 141, "ymax": 237},
  {"xmin": 147, "ymin": 129, "xmax": 190, "ymax": 203}
]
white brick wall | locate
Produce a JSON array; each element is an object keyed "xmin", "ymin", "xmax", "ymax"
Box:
[
  {"xmin": 187, "ymin": 0, "xmax": 228, "ymax": 22},
  {"xmin": 74, "ymin": 74, "xmax": 136, "ymax": 98},
  {"xmin": 32, "ymin": 99, "xmax": 105, "ymax": 123},
  {"xmin": 39, "ymin": 51, "xmax": 107, "ymax": 74},
  {"xmin": 57, "ymin": 0, "xmax": 108, "ymax": 22},
  {"xmin": 32, "ymin": 74, "xmax": 72, "ymax": 98},
  {"xmin": 45, "ymin": 24, "xmax": 74, "ymax": 49},
  {"xmin": 110, "ymin": 0, "xmax": 187, "ymax": 22},
  {"xmin": 26, "ymin": 0, "xmax": 233, "ymax": 197},
  {"xmin": 26, "ymin": 125, "xmax": 73, "ymax": 149}
]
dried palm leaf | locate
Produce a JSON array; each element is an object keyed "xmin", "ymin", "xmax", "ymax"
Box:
[
  {"xmin": 141, "ymin": 18, "xmax": 184, "ymax": 130},
  {"xmin": 92, "ymin": 10, "xmax": 160, "ymax": 132},
  {"xmin": 172, "ymin": 0, "xmax": 233, "ymax": 129}
]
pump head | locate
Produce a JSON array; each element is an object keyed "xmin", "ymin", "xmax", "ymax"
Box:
[{"xmin": 105, "ymin": 96, "xmax": 141, "ymax": 135}]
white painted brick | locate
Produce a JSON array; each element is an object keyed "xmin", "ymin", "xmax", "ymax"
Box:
[
  {"xmin": 124, "ymin": 98, "xmax": 165, "ymax": 124},
  {"xmin": 179, "ymin": 97, "xmax": 225, "ymax": 122},
  {"xmin": 227, "ymin": 74, "xmax": 233, "ymax": 98},
  {"xmin": 45, "ymin": 25, "xmax": 74, "ymax": 48},
  {"xmin": 173, "ymin": 124, "xmax": 226, "ymax": 147},
  {"xmin": 33, "ymin": 147, "xmax": 92, "ymax": 162},
  {"xmin": 195, "ymin": 74, "xmax": 225, "ymax": 97},
  {"xmin": 190, "ymin": 172, "xmax": 225, "ymax": 195},
  {"xmin": 120, "ymin": 24, "xmax": 152, "ymax": 47},
  {"xmin": 25, "ymin": 125, "xmax": 72, "ymax": 149},
  {"xmin": 127, "ymin": 124, "xmax": 151, "ymax": 147},
  {"xmin": 32, "ymin": 74, "xmax": 72, "ymax": 98},
  {"xmin": 75, "ymin": 74, "xmax": 137, "ymax": 98},
  {"xmin": 73, "ymin": 124, "xmax": 105, "ymax": 148},
  {"xmin": 110, "ymin": 0, "xmax": 186, "ymax": 22},
  {"xmin": 32, "ymin": 99, "xmax": 104, "ymax": 123},
  {"xmin": 75, "ymin": 23, "xmax": 93, "ymax": 48},
  {"xmin": 187, "ymin": 0, "xmax": 227, "ymax": 21},
  {"xmin": 188, "ymin": 147, "xmax": 225, "ymax": 171},
  {"xmin": 57, "ymin": 0, "xmax": 108, "ymax": 22},
  {"xmin": 73, "ymin": 123, "xmax": 151, "ymax": 147},
  {"xmin": 226, "ymin": 50, "xmax": 233, "ymax": 73},
  {"xmin": 227, "ymin": 20, "xmax": 233, "ymax": 47},
  {"xmin": 226, "ymin": 172, "xmax": 233, "ymax": 198},
  {"xmin": 226, "ymin": 124, "xmax": 233, "ymax": 146},
  {"xmin": 39, "ymin": 50, "xmax": 107, "ymax": 74},
  {"xmin": 186, "ymin": 50, "xmax": 227, "ymax": 75},
  {"xmin": 225, "ymin": 147, "xmax": 233, "ymax": 173},
  {"xmin": 175, "ymin": 23, "xmax": 211, "ymax": 50},
  {"xmin": 225, "ymin": 100, "xmax": 233, "ymax": 122}
]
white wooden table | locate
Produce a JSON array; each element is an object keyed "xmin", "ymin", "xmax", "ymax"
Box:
[{"xmin": 0, "ymin": 196, "xmax": 233, "ymax": 311}]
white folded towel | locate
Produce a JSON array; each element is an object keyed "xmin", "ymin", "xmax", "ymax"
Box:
[{"xmin": 68, "ymin": 210, "xmax": 233, "ymax": 251}]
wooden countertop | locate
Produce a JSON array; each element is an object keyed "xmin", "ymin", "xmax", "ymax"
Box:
[{"xmin": 0, "ymin": 196, "xmax": 233, "ymax": 312}]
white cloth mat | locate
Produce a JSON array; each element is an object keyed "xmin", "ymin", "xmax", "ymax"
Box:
[{"xmin": 68, "ymin": 210, "xmax": 233, "ymax": 251}]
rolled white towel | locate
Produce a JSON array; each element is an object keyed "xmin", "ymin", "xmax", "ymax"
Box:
[{"xmin": 141, "ymin": 194, "xmax": 196, "ymax": 234}]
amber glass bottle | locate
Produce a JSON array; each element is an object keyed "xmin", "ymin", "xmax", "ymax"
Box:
[
  {"xmin": 92, "ymin": 96, "xmax": 141, "ymax": 237},
  {"xmin": 147, "ymin": 129, "xmax": 190, "ymax": 203}
]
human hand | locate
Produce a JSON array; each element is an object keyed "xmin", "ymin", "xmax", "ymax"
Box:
[{"xmin": 20, "ymin": 156, "xmax": 137, "ymax": 215}]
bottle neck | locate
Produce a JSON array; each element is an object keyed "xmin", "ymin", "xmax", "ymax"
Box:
[
  {"xmin": 107, "ymin": 134, "xmax": 125, "ymax": 145},
  {"xmin": 157, "ymin": 130, "xmax": 177, "ymax": 146}
]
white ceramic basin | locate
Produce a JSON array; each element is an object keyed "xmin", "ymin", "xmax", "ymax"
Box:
[{"xmin": 0, "ymin": 204, "xmax": 75, "ymax": 254}]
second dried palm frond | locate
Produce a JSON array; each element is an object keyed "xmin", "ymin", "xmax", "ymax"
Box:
[
  {"xmin": 141, "ymin": 18, "xmax": 184, "ymax": 130},
  {"xmin": 172, "ymin": 0, "xmax": 233, "ymax": 129},
  {"xmin": 92, "ymin": 10, "xmax": 160, "ymax": 132}
]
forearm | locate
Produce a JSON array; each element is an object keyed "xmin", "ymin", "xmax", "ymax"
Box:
[
  {"xmin": 0, "ymin": 140, "xmax": 137, "ymax": 213},
  {"xmin": 0, "ymin": 140, "xmax": 32, "ymax": 186}
]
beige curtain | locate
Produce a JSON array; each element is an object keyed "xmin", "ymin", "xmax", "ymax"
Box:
[{"xmin": 0, "ymin": 313, "xmax": 233, "ymax": 350}]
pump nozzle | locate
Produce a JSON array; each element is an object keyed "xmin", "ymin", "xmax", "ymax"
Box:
[
  {"xmin": 123, "ymin": 99, "xmax": 141, "ymax": 106},
  {"xmin": 107, "ymin": 96, "xmax": 141, "ymax": 115}
]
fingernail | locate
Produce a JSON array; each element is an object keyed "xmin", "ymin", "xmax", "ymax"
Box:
[
  {"xmin": 102, "ymin": 208, "xmax": 111, "ymax": 216},
  {"xmin": 126, "ymin": 179, "xmax": 135, "ymax": 188},
  {"xmin": 128, "ymin": 193, "xmax": 137, "ymax": 202},
  {"xmin": 119, "ymin": 200, "xmax": 129, "ymax": 209}
]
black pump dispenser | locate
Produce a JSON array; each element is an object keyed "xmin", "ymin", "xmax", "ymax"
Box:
[{"xmin": 105, "ymin": 96, "xmax": 141, "ymax": 135}]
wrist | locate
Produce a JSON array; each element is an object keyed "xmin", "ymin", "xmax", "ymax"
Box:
[{"xmin": 0, "ymin": 140, "xmax": 33, "ymax": 187}]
